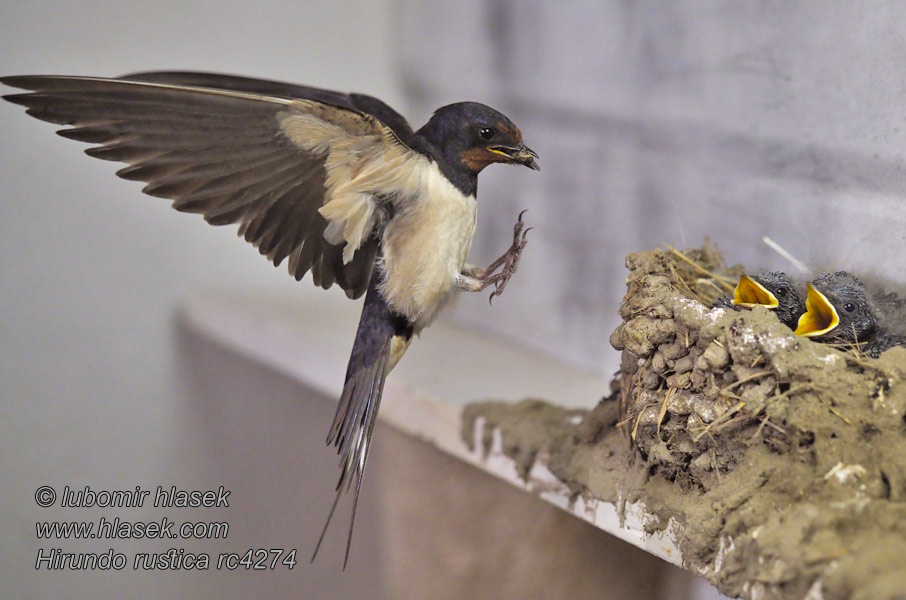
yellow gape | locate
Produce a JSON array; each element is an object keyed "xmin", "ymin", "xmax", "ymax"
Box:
[
  {"xmin": 732, "ymin": 274, "xmax": 779, "ymax": 309},
  {"xmin": 795, "ymin": 283, "xmax": 840, "ymax": 337}
]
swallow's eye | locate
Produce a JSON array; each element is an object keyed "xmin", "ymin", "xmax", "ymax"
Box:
[
  {"xmin": 844, "ymin": 302, "xmax": 856, "ymax": 313},
  {"xmin": 776, "ymin": 287, "xmax": 787, "ymax": 297},
  {"xmin": 479, "ymin": 127, "xmax": 495, "ymax": 140}
]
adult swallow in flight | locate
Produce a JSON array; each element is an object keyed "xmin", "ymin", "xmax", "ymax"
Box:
[
  {"xmin": 714, "ymin": 272, "xmax": 805, "ymax": 330},
  {"xmin": 2, "ymin": 71, "xmax": 539, "ymax": 565}
]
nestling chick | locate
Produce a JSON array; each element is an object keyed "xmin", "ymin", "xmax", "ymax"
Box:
[
  {"xmin": 714, "ymin": 272, "xmax": 805, "ymax": 330},
  {"xmin": 795, "ymin": 271, "xmax": 906, "ymax": 357}
]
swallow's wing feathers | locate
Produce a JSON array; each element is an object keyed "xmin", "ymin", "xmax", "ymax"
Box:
[
  {"xmin": 119, "ymin": 71, "xmax": 416, "ymax": 143},
  {"xmin": 2, "ymin": 75, "xmax": 420, "ymax": 298},
  {"xmin": 118, "ymin": 71, "xmax": 366, "ymax": 109}
]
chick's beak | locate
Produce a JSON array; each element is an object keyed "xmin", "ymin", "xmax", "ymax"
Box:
[
  {"xmin": 490, "ymin": 144, "xmax": 540, "ymax": 171},
  {"xmin": 795, "ymin": 284, "xmax": 840, "ymax": 337},
  {"xmin": 732, "ymin": 274, "xmax": 779, "ymax": 309}
]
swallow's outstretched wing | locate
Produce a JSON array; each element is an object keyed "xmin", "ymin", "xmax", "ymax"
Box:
[
  {"xmin": 119, "ymin": 70, "xmax": 416, "ymax": 144},
  {"xmin": 2, "ymin": 74, "xmax": 419, "ymax": 299}
]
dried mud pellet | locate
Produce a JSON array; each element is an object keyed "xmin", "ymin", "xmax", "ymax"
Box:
[
  {"xmin": 674, "ymin": 355, "xmax": 695, "ymax": 374},
  {"xmin": 646, "ymin": 304, "xmax": 673, "ymax": 319},
  {"xmin": 693, "ymin": 397, "xmax": 717, "ymax": 423},
  {"xmin": 641, "ymin": 274, "xmax": 671, "ymax": 291},
  {"xmin": 652, "ymin": 319, "xmax": 677, "ymax": 344},
  {"xmin": 699, "ymin": 340, "xmax": 730, "ymax": 370},
  {"xmin": 628, "ymin": 296, "xmax": 673, "ymax": 320},
  {"xmin": 660, "ymin": 341, "xmax": 690, "ymax": 360},
  {"xmin": 667, "ymin": 372, "xmax": 693, "ymax": 389},
  {"xmin": 667, "ymin": 391, "xmax": 696, "ymax": 415},
  {"xmin": 639, "ymin": 389, "xmax": 661, "ymax": 406},
  {"xmin": 609, "ymin": 325, "xmax": 625, "ymax": 351},
  {"xmin": 642, "ymin": 370, "xmax": 661, "ymax": 390},
  {"xmin": 637, "ymin": 404, "xmax": 661, "ymax": 427},
  {"xmin": 690, "ymin": 370, "xmax": 708, "ymax": 390},
  {"xmin": 622, "ymin": 328, "xmax": 655, "ymax": 357},
  {"xmin": 651, "ymin": 352, "xmax": 667, "ymax": 373},
  {"xmin": 624, "ymin": 316, "xmax": 676, "ymax": 349}
]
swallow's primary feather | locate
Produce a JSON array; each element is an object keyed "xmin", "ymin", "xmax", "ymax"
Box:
[{"xmin": 2, "ymin": 71, "xmax": 539, "ymax": 566}]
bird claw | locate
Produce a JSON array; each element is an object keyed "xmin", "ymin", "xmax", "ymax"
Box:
[{"xmin": 485, "ymin": 211, "xmax": 531, "ymax": 304}]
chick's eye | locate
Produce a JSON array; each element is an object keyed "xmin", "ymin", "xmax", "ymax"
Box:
[
  {"xmin": 844, "ymin": 303, "xmax": 856, "ymax": 313},
  {"xmin": 479, "ymin": 127, "xmax": 495, "ymax": 140},
  {"xmin": 776, "ymin": 287, "xmax": 787, "ymax": 297}
]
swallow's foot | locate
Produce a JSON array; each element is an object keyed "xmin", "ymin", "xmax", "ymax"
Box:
[
  {"xmin": 456, "ymin": 210, "xmax": 531, "ymax": 299},
  {"xmin": 482, "ymin": 210, "xmax": 531, "ymax": 303}
]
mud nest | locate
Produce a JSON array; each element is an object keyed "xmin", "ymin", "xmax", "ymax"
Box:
[
  {"xmin": 465, "ymin": 244, "xmax": 906, "ymax": 599},
  {"xmin": 609, "ymin": 244, "xmax": 906, "ymax": 599}
]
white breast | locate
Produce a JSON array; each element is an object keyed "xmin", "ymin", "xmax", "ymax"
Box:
[{"xmin": 379, "ymin": 161, "xmax": 477, "ymax": 330}]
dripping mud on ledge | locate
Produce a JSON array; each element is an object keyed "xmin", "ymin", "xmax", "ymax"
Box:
[{"xmin": 462, "ymin": 243, "xmax": 906, "ymax": 600}]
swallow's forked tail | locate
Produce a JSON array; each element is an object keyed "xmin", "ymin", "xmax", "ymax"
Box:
[{"xmin": 311, "ymin": 278, "xmax": 397, "ymax": 569}]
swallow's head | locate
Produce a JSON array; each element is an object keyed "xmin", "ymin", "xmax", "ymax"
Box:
[
  {"xmin": 795, "ymin": 271, "xmax": 878, "ymax": 346},
  {"xmin": 420, "ymin": 102, "xmax": 539, "ymax": 174},
  {"xmin": 732, "ymin": 271, "xmax": 805, "ymax": 329}
]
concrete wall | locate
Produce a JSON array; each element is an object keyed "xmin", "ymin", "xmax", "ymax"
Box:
[{"xmin": 397, "ymin": 0, "xmax": 906, "ymax": 374}]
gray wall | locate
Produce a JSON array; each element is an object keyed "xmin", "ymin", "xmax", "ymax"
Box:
[
  {"xmin": 398, "ymin": 0, "xmax": 906, "ymax": 373},
  {"xmin": 4, "ymin": 1, "xmax": 904, "ymax": 598},
  {"xmin": 0, "ymin": 2, "xmax": 400, "ymax": 597}
]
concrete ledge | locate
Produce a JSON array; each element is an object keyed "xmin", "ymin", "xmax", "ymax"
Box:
[{"xmin": 178, "ymin": 290, "xmax": 692, "ymax": 570}]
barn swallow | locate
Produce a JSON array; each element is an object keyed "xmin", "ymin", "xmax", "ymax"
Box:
[
  {"xmin": 795, "ymin": 271, "xmax": 905, "ymax": 357},
  {"xmin": 2, "ymin": 72, "xmax": 539, "ymax": 565},
  {"xmin": 714, "ymin": 272, "xmax": 805, "ymax": 330}
]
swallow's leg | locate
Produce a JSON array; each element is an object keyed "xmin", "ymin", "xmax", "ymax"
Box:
[
  {"xmin": 458, "ymin": 210, "xmax": 531, "ymax": 302},
  {"xmin": 484, "ymin": 210, "xmax": 530, "ymax": 276}
]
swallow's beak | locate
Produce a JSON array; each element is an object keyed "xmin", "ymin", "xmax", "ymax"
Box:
[
  {"xmin": 731, "ymin": 274, "xmax": 779, "ymax": 309},
  {"xmin": 489, "ymin": 144, "xmax": 540, "ymax": 171},
  {"xmin": 795, "ymin": 283, "xmax": 840, "ymax": 337}
]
